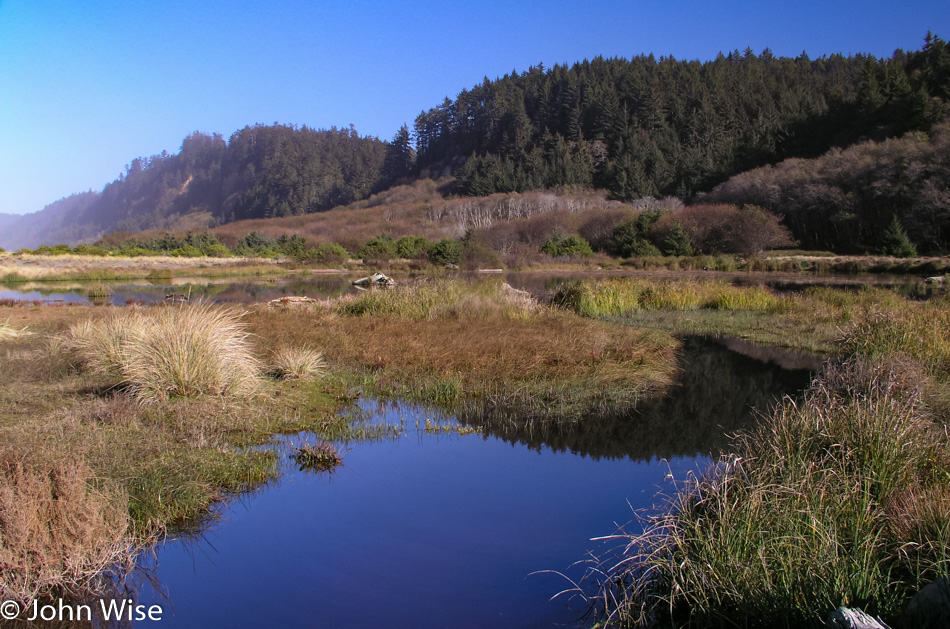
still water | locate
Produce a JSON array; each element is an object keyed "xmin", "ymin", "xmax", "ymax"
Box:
[
  {"xmin": 120, "ymin": 337, "xmax": 817, "ymax": 629},
  {"xmin": 0, "ymin": 269, "xmax": 933, "ymax": 306}
]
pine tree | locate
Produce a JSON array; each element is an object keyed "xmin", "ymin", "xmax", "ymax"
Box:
[{"xmin": 879, "ymin": 215, "xmax": 918, "ymax": 257}]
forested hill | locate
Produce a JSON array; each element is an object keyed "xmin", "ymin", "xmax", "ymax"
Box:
[
  {"xmin": 0, "ymin": 125, "xmax": 392, "ymax": 249},
  {"xmin": 3, "ymin": 35, "xmax": 948, "ymax": 251},
  {"xmin": 415, "ymin": 34, "xmax": 949, "ymax": 200}
]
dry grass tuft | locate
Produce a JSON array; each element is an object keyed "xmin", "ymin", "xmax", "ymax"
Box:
[
  {"xmin": 0, "ymin": 319, "xmax": 32, "ymax": 341},
  {"xmin": 0, "ymin": 447, "xmax": 131, "ymax": 603},
  {"xmin": 270, "ymin": 346, "xmax": 326, "ymax": 380},
  {"xmin": 65, "ymin": 303, "xmax": 262, "ymax": 402}
]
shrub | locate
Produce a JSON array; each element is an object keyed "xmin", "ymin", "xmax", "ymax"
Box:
[
  {"xmin": 0, "ymin": 449, "xmax": 129, "ymax": 603},
  {"xmin": 170, "ymin": 245, "xmax": 204, "ymax": 257},
  {"xmin": 202, "ymin": 243, "xmax": 232, "ymax": 258},
  {"xmin": 359, "ymin": 235, "xmax": 397, "ymax": 261},
  {"xmin": 71, "ymin": 244, "xmax": 110, "ymax": 256},
  {"xmin": 428, "ymin": 239, "xmax": 462, "ymax": 266},
  {"xmin": 608, "ymin": 211, "xmax": 662, "ymax": 257},
  {"xmin": 309, "ymin": 243, "xmax": 350, "ymax": 265},
  {"xmin": 659, "ymin": 204, "xmax": 794, "ymax": 255},
  {"xmin": 541, "ymin": 233, "xmax": 594, "ymax": 257},
  {"xmin": 395, "ymin": 236, "xmax": 432, "ymax": 259}
]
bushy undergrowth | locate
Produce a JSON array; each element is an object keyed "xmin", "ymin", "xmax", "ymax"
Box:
[
  {"xmin": 0, "ymin": 448, "xmax": 130, "ymax": 604},
  {"xmin": 66, "ymin": 303, "xmax": 262, "ymax": 402}
]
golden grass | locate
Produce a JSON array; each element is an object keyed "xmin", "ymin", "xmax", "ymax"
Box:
[
  {"xmin": 270, "ymin": 346, "xmax": 326, "ymax": 380},
  {"xmin": 0, "ymin": 253, "xmax": 280, "ymax": 282},
  {"xmin": 249, "ymin": 280, "xmax": 679, "ymax": 416},
  {"xmin": 66, "ymin": 303, "xmax": 262, "ymax": 402}
]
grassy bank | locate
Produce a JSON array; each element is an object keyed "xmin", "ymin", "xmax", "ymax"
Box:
[
  {"xmin": 0, "ymin": 303, "xmax": 353, "ymax": 603},
  {"xmin": 553, "ymin": 277, "xmax": 927, "ymax": 353},
  {"xmin": 554, "ymin": 278, "xmax": 950, "ymax": 626},
  {"xmin": 247, "ymin": 280, "xmax": 680, "ymax": 419},
  {"xmin": 0, "ymin": 253, "xmax": 285, "ymax": 283}
]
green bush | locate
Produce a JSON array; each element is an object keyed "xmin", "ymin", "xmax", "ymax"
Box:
[
  {"xmin": 541, "ymin": 234, "xmax": 594, "ymax": 258},
  {"xmin": 71, "ymin": 244, "xmax": 110, "ymax": 256},
  {"xmin": 396, "ymin": 236, "xmax": 432, "ymax": 259},
  {"xmin": 359, "ymin": 235, "xmax": 397, "ymax": 260},
  {"xmin": 171, "ymin": 245, "xmax": 204, "ymax": 258},
  {"xmin": 427, "ymin": 239, "xmax": 462, "ymax": 266},
  {"xmin": 309, "ymin": 243, "xmax": 350, "ymax": 265},
  {"xmin": 202, "ymin": 243, "xmax": 232, "ymax": 258}
]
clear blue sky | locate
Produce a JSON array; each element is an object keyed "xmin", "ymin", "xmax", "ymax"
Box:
[{"xmin": 0, "ymin": 0, "xmax": 947, "ymax": 215}]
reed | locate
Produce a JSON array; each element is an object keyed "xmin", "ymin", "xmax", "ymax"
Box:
[{"xmin": 589, "ymin": 358, "xmax": 950, "ymax": 627}]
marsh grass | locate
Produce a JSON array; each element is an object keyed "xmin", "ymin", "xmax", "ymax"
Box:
[
  {"xmin": 553, "ymin": 278, "xmax": 785, "ymax": 318},
  {"xmin": 66, "ymin": 303, "xmax": 262, "ymax": 402},
  {"xmin": 588, "ymin": 358, "xmax": 950, "ymax": 627},
  {"xmin": 248, "ymin": 280, "xmax": 678, "ymax": 420},
  {"xmin": 291, "ymin": 441, "xmax": 343, "ymax": 471},
  {"xmin": 270, "ymin": 346, "xmax": 326, "ymax": 380}
]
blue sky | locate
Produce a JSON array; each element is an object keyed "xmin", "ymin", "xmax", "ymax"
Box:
[{"xmin": 0, "ymin": 0, "xmax": 947, "ymax": 215}]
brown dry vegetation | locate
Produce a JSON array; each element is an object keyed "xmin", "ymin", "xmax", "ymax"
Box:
[
  {"xmin": 210, "ymin": 180, "xmax": 649, "ymax": 262},
  {"xmin": 247, "ymin": 280, "xmax": 679, "ymax": 417},
  {"xmin": 0, "ymin": 252, "xmax": 279, "ymax": 281},
  {"xmin": 0, "ymin": 304, "xmax": 343, "ymax": 602}
]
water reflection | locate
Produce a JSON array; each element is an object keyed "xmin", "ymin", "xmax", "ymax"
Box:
[
  {"xmin": 0, "ymin": 269, "xmax": 934, "ymax": 306},
  {"xmin": 110, "ymin": 338, "xmax": 816, "ymax": 628},
  {"xmin": 464, "ymin": 336, "xmax": 818, "ymax": 462}
]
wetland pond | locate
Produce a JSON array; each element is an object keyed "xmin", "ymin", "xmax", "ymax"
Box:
[
  {"xmin": 0, "ymin": 268, "xmax": 936, "ymax": 306},
  {"xmin": 116, "ymin": 336, "xmax": 818, "ymax": 628}
]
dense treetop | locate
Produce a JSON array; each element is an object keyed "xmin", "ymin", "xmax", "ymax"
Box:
[{"xmin": 414, "ymin": 33, "xmax": 948, "ymax": 200}]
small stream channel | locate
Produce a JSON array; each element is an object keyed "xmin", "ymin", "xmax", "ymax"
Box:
[{"xmin": 112, "ymin": 337, "xmax": 820, "ymax": 628}]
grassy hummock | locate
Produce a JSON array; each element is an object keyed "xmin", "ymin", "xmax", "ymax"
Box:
[
  {"xmin": 571, "ymin": 283, "xmax": 950, "ymax": 627},
  {"xmin": 248, "ymin": 279, "xmax": 681, "ymax": 419}
]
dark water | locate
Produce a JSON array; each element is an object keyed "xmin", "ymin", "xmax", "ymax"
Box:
[
  {"xmin": 111, "ymin": 338, "xmax": 816, "ymax": 629},
  {"xmin": 0, "ymin": 269, "xmax": 934, "ymax": 306}
]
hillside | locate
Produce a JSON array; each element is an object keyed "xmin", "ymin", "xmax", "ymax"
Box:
[
  {"xmin": 703, "ymin": 121, "xmax": 950, "ymax": 254},
  {"xmin": 3, "ymin": 34, "xmax": 947, "ymax": 251}
]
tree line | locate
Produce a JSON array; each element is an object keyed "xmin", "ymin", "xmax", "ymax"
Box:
[{"xmin": 413, "ymin": 33, "xmax": 948, "ymax": 201}]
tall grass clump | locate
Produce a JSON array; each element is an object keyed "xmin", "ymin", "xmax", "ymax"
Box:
[
  {"xmin": 594, "ymin": 358, "xmax": 950, "ymax": 627},
  {"xmin": 66, "ymin": 303, "xmax": 262, "ymax": 402},
  {"xmin": 270, "ymin": 346, "xmax": 326, "ymax": 380}
]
